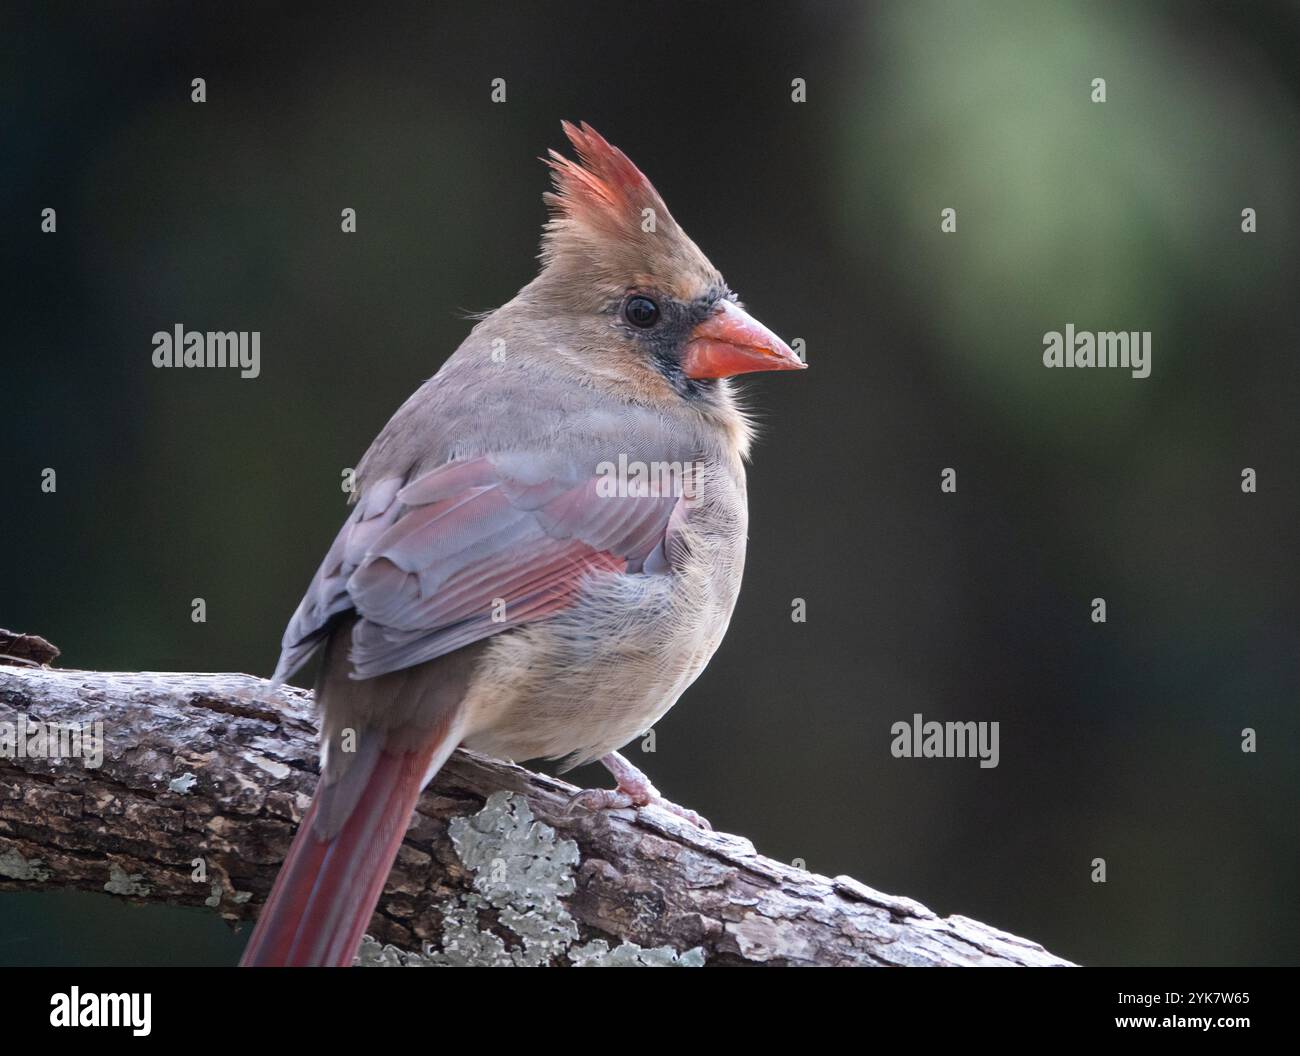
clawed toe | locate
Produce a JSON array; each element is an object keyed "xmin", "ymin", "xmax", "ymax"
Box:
[
  {"xmin": 566, "ymin": 786, "xmax": 711, "ymax": 830},
  {"xmin": 566, "ymin": 787, "xmax": 634, "ymax": 815},
  {"xmin": 569, "ymin": 753, "xmax": 711, "ymax": 829},
  {"xmin": 656, "ymin": 800, "xmax": 712, "ymax": 830}
]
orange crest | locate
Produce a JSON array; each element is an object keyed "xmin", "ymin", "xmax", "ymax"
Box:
[{"xmin": 543, "ymin": 121, "xmax": 671, "ymax": 236}]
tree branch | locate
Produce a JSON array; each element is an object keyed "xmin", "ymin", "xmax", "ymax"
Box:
[{"xmin": 0, "ymin": 646, "xmax": 1071, "ymax": 966}]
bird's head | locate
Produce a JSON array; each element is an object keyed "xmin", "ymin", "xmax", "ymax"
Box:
[{"xmin": 531, "ymin": 121, "xmax": 806, "ymax": 403}]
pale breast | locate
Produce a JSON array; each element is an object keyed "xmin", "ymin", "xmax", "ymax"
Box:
[{"xmin": 460, "ymin": 458, "xmax": 748, "ymax": 768}]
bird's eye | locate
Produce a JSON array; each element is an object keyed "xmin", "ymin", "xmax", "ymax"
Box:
[{"xmin": 624, "ymin": 295, "xmax": 660, "ymax": 329}]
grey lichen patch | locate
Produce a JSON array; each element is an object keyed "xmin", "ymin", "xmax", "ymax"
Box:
[
  {"xmin": 355, "ymin": 791, "xmax": 705, "ymax": 967},
  {"xmin": 568, "ymin": 939, "xmax": 707, "ymax": 967},
  {"xmin": 449, "ymin": 791, "xmax": 580, "ymax": 965},
  {"xmin": 104, "ymin": 863, "xmax": 151, "ymax": 896},
  {"xmin": 355, "ymin": 938, "xmax": 415, "ymax": 967},
  {"xmin": 355, "ymin": 897, "xmax": 517, "ymax": 968},
  {"xmin": 451, "ymin": 791, "xmax": 579, "ymax": 899},
  {"xmin": 0, "ymin": 847, "xmax": 52, "ymax": 882},
  {"xmin": 168, "ymin": 772, "xmax": 197, "ymax": 794}
]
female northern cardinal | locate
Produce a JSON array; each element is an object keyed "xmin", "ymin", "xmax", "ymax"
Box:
[{"xmin": 240, "ymin": 122, "xmax": 806, "ymax": 966}]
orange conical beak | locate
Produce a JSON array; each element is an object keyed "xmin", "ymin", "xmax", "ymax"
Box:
[{"xmin": 681, "ymin": 300, "xmax": 807, "ymax": 380}]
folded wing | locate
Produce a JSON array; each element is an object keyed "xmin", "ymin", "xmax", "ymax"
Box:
[{"xmin": 273, "ymin": 453, "xmax": 683, "ymax": 683}]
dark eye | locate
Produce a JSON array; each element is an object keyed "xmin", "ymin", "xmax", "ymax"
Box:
[{"xmin": 624, "ymin": 295, "xmax": 660, "ymax": 329}]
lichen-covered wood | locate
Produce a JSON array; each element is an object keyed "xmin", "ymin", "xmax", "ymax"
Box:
[{"xmin": 0, "ymin": 661, "xmax": 1072, "ymax": 966}]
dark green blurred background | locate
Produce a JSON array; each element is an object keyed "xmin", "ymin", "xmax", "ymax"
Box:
[{"xmin": 3, "ymin": 0, "xmax": 1297, "ymax": 966}]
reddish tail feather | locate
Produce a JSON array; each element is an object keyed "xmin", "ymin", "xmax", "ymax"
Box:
[{"xmin": 240, "ymin": 741, "xmax": 440, "ymax": 967}]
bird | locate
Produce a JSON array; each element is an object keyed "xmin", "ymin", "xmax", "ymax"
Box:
[{"xmin": 239, "ymin": 121, "xmax": 806, "ymax": 967}]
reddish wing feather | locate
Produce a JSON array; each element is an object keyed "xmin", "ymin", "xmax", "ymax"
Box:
[{"xmin": 274, "ymin": 455, "xmax": 680, "ymax": 684}]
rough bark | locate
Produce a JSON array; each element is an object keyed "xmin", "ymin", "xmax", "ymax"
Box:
[{"xmin": 0, "ymin": 655, "xmax": 1072, "ymax": 966}]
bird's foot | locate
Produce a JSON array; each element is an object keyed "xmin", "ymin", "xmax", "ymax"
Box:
[
  {"xmin": 566, "ymin": 751, "xmax": 711, "ymax": 830},
  {"xmin": 567, "ymin": 786, "xmax": 712, "ymax": 830}
]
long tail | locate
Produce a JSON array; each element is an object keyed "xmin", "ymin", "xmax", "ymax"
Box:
[{"xmin": 239, "ymin": 737, "xmax": 446, "ymax": 967}]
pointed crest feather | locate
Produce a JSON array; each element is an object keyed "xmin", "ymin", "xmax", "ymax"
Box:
[
  {"xmin": 536, "ymin": 121, "xmax": 721, "ymax": 303},
  {"xmin": 544, "ymin": 121, "xmax": 672, "ymax": 233},
  {"xmin": 539, "ymin": 121, "xmax": 692, "ymax": 275}
]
